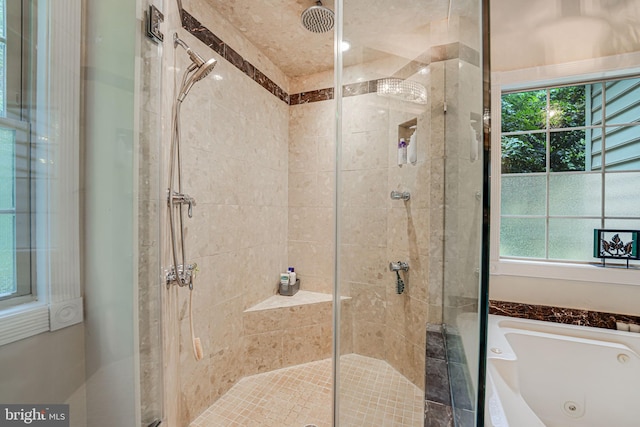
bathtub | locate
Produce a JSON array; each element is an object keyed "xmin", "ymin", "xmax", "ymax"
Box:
[{"xmin": 485, "ymin": 314, "xmax": 640, "ymax": 427}]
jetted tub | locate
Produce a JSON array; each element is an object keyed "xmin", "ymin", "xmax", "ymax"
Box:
[{"xmin": 485, "ymin": 314, "xmax": 640, "ymax": 427}]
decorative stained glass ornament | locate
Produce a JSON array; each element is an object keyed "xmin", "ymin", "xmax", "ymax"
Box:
[{"xmin": 593, "ymin": 229, "xmax": 639, "ymax": 268}]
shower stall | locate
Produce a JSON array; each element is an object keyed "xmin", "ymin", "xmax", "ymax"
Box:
[
  {"xmin": 0, "ymin": 0, "xmax": 487, "ymax": 426},
  {"xmin": 158, "ymin": 0, "xmax": 487, "ymax": 426}
]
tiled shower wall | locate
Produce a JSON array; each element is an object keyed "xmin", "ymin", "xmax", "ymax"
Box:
[
  {"xmin": 287, "ymin": 34, "xmax": 482, "ymax": 396},
  {"xmin": 341, "ymin": 91, "xmax": 432, "ymax": 390},
  {"xmin": 288, "ymin": 60, "xmax": 437, "ymax": 389},
  {"xmin": 162, "ymin": 0, "xmax": 290, "ymax": 424},
  {"xmin": 287, "ymin": 99, "xmax": 336, "ymax": 295}
]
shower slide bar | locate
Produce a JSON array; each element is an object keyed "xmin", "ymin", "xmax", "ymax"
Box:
[{"xmin": 166, "ymin": 33, "xmax": 216, "ymax": 290}]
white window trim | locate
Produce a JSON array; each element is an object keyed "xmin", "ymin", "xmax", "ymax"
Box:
[
  {"xmin": 490, "ymin": 51, "xmax": 640, "ymax": 287},
  {"xmin": 0, "ymin": 0, "xmax": 82, "ymax": 347}
]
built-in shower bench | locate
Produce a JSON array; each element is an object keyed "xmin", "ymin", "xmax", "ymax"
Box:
[{"xmin": 242, "ymin": 290, "xmax": 352, "ymax": 375}]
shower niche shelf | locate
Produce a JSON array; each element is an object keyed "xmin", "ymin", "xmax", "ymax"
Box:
[
  {"xmin": 397, "ymin": 118, "xmax": 417, "ymax": 166},
  {"xmin": 398, "ymin": 118, "xmax": 417, "ymax": 141}
]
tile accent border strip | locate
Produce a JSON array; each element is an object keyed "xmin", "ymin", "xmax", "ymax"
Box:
[
  {"xmin": 180, "ymin": 8, "xmax": 480, "ymax": 105},
  {"xmin": 181, "ymin": 10, "xmax": 290, "ymax": 104},
  {"xmin": 489, "ymin": 300, "xmax": 640, "ymax": 330}
]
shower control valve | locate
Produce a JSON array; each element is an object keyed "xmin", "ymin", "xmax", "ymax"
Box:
[
  {"xmin": 389, "ymin": 261, "xmax": 409, "ymax": 272},
  {"xmin": 390, "ymin": 190, "xmax": 411, "ymax": 201},
  {"xmin": 169, "ymin": 191, "xmax": 197, "ymax": 218},
  {"xmin": 165, "ymin": 263, "xmax": 198, "ymax": 289}
]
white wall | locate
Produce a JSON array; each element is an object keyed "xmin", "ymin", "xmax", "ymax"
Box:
[
  {"xmin": 491, "ymin": 274, "xmax": 640, "ymax": 317},
  {"xmin": 0, "ymin": 324, "xmax": 86, "ymax": 422},
  {"xmin": 491, "ymin": 0, "xmax": 640, "ymax": 72}
]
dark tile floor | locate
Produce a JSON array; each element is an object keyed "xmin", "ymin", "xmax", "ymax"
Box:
[
  {"xmin": 424, "ymin": 325, "xmax": 476, "ymax": 427},
  {"xmin": 424, "ymin": 325, "xmax": 454, "ymax": 427}
]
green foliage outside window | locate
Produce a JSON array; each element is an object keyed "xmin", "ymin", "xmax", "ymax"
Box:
[{"xmin": 501, "ymin": 86, "xmax": 586, "ymax": 173}]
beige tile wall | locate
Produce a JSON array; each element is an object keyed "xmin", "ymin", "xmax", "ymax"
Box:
[
  {"xmin": 162, "ymin": 1, "xmax": 291, "ymax": 425},
  {"xmin": 288, "ymin": 100, "xmax": 336, "ymax": 294},
  {"xmin": 289, "ymin": 82, "xmax": 435, "ymax": 389}
]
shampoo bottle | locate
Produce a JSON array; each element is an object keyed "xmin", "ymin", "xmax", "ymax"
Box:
[
  {"xmin": 280, "ymin": 272, "xmax": 290, "ymax": 284},
  {"xmin": 280, "ymin": 272, "xmax": 290, "ymax": 292},
  {"xmin": 287, "ymin": 267, "xmax": 296, "ymax": 286},
  {"xmin": 408, "ymin": 130, "xmax": 417, "ymax": 164},
  {"xmin": 398, "ymin": 138, "xmax": 407, "ymax": 166}
]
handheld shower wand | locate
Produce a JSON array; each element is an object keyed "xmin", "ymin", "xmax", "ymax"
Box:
[{"xmin": 173, "ymin": 33, "xmax": 217, "ymax": 102}]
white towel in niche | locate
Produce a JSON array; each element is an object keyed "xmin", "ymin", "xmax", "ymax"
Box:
[{"xmin": 408, "ymin": 130, "xmax": 417, "ymax": 164}]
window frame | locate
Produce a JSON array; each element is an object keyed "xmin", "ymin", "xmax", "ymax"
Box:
[
  {"xmin": 500, "ymin": 80, "xmax": 640, "ymax": 263},
  {"xmin": 0, "ymin": 0, "xmax": 82, "ymax": 346},
  {"xmin": 490, "ymin": 53, "xmax": 640, "ymax": 286},
  {"xmin": 0, "ymin": 0, "xmax": 6, "ymax": 117}
]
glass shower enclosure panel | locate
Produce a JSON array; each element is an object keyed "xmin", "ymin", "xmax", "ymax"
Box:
[
  {"xmin": 439, "ymin": 1, "xmax": 486, "ymax": 426},
  {"xmin": 336, "ymin": 0, "xmax": 486, "ymax": 425}
]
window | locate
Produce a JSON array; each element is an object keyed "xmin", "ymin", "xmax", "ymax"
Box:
[
  {"xmin": 499, "ymin": 75, "xmax": 640, "ymax": 264},
  {"xmin": 0, "ymin": 0, "xmax": 32, "ymax": 304}
]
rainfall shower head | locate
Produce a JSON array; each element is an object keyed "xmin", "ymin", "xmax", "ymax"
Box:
[
  {"xmin": 174, "ymin": 33, "xmax": 218, "ymax": 102},
  {"xmin": 301, "ymin": 1, "xmax": 334, "ymax": 33}
]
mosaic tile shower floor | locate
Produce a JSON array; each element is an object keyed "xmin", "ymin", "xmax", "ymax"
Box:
[{"xmin": 189, "ymin": 354, "xmax": 424, "ymax": 427}]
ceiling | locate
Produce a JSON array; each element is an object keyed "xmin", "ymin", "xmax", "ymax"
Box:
[
  {"xmin": 201, "ymin": 0, "xmax": 458, "ymax": 78},
  {"xmin": 201, "ymin": 0, "xmax": 640, "ymax": 79},
  {"xmin": 491, "ymin": 0, "xmax": 640, "ymax": 71}
]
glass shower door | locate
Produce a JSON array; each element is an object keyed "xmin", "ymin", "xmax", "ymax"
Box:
[{"xmin": 335, "ymin": 0, "xmax": 486, "ymax": 425}]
